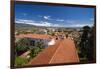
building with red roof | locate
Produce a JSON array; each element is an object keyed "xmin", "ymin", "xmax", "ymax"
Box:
[
  {"xmin": 15, "ymin": 34, "xmax": 55, "ymax": 48},
  {"xmin": 28, "ymin": 38, "xmax": 79, "ymax": 65}
]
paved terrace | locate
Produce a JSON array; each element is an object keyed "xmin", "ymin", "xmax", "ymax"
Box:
[{"xmin": 28, "ymin": 37, "xmax": 79, "ymax": 65}]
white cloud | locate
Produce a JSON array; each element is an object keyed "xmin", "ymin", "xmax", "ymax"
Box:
[
  {"xmin": 56, "ymin": 19, "xmax": 64, "ymax": 22},
  {"xmin": 15, "ymin": 19, "xmax": 60, "ymax": 27},
  {"xmin": 38, "ymin": 15, "xmax": 42, "ymax": 17},
  {"xmin": 64, "ymin": 19, "xmax": 94, "ymax": 27},
  {"xmin": 15, "ymin": 19, "xmax": 93, "ymax": 28},
  {"xmin": 32, "ymin": 21, "xmax": 60, "ymax": 27},
  {"xmin": 90, "ymin": 18, "xmax": 94, "ymax": 21},
  {"xmin": 38, "ymin": 15, "xmax": 51, "ymax": 20},
  {"xmin": 40, "ymin": 21, "xmax": 51, "ymax": 26},
  {"xmin": 66, "ymin": 23, "xmax": 93, "ymax": 27},
  {"xmin": 38, "ymin": 15, "xmax": 66, "ymax": 23},
  {"xmin": 66, "ymin": 20, "xmax": 77, "ymax": 24},
  {"xmin": 15, "ymin": 19, "xmax": 34, "ymax": 24},
  {"xmin": 43, "ymin": 16, "xmax": 50, "ymax": 20}
]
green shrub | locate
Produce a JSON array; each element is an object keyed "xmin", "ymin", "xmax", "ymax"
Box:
[
  {"xmin": 15, "ymin": 56, "xmax": 29, "ymax": 67},
  {"xmin": 15, "ymin": 38, "xmax": 30, "ymax": 55}
]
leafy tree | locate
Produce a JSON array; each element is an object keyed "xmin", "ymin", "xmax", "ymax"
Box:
[
  {"xmin": 29, "ymin": 41, "xmax": 45, "ymax": 59},
  {"xmin": 15, "ymin": 56, "xmax": 29, "ymax": 67},
  {"xmin": 79, "ymin": 26, "xmax": 92, "ymax": 61},
  {"xmin": 31, "ymin": 28, "xmax": 37, "ymax": 33},
  {"xmin": 15, "ymin": 38, "xmax": 30, "ymax": 56},
  {"xmin": 87, "ymin": 26, "xmax": 95, "ymax": 61},
  {"xmin": 29, "ymin": 47, "xmax": 40, "ymax": 59},
  {"xmin": 51, "ymin": 32, "xmax": 55, "ymax": 36},
  {"xmin": 35, "ymin": 41, "xmax": 45, "ymax": 49}
]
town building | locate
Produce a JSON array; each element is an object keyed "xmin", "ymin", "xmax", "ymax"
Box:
[{"xmin": 15, "ymin": 34, "xmax": 55, "ymax": 48}]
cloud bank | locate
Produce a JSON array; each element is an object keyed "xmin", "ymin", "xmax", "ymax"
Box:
[
  {"xmin": 15, "ymin": 18, "xmax": 93, "ymax": 27},
  {"xmin": 15, "ymin": 19, "xmax": 60, "ymax": 27}
]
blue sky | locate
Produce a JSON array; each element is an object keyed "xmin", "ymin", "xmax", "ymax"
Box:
[{"xmin": 15, "ymin": 3, "xmax": 95, "ymax": 27}]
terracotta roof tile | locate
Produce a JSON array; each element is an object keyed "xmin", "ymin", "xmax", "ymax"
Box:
[
  {"xmin": 28, "ymin": 38, "xmax": 79, "ymax": 65},
  {"xmin": 15, "ymin": 34, "xmax": 52, "ymax": 40}
]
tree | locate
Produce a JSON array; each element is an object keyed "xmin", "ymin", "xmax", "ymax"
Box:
[
  {"xmin": 31, "ymin": 28, "xmax": 37, "ymax": 34},
  {"xmin": 29, "ymin": 47, "xmax": 40, "ymax": 59},
  {"xmin": 15, "ymin": 38, "xmax": 30, "ymax": 56},
  {"xmin": 87, "ymin": 26, "xmax": 95, "ymax": 61},
  {"xmin": 35, "ymin": 41, "xmax": 45, "ymax": 50},
  {"xmin": 29, "ymin": 41, "xmax": 45, "ymax": 59},
  {"xmin": 79, "ymin": 26, "xmax": 92, "ymax": 61},
  {"xmin": 15, "ymin": 56, "xmax": 29, "ymax": 67}
]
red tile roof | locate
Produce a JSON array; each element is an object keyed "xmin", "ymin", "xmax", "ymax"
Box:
[
  {"xmin": 15, "ymin": 34, "xmax": 52, "ymax": 40},
  {"xmin": 28, "ymin": 38, "xmax": 79, "ymax": 65}
]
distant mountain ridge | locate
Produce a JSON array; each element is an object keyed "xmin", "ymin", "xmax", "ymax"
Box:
[{"xmin": 15, "ymin": 23, "xmax": 82, "ymax": 30}]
